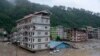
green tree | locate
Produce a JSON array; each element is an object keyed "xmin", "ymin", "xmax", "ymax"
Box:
[
  {"xmin": 56, "ymin": 36, "xmax": 61, "ymax": 41},
  {"xmin": 0, "ymin": 0, "xmax": 100, "ymax": 33}
]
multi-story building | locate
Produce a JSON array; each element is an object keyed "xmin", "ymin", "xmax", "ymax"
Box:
[
  {"xmin": 15, "ymin": 10, "xmax": 51, "ymax": 51},
  {"xmin": 86, "ymin": 26, "xmax": 95, "ymax": 39},
  {"xmin": 50, "ymin": 27, "xmax": 57, "ymax": 40},
  {"xmin": 67, "ymin": 28, "xmax": 88, "ymax": 42},
  {"xmin": 50, "ymin": 26, "xmax": 67, "ymax": 40},
  {"xmin": 93, "ymin": 28, "xmax": 100, "ymax": 39},
  {"xmin": 85, "ymin": 26, "xmax": 100, "ymax": 39},
  {"xmin": 56, "ymin": 26, "xmax": 65, "ymax": 39},
  {"xmin": 11, "ymin": 32, "xmax": 19, "ymax": 43}
]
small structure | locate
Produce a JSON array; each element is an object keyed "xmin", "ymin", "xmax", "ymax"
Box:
[
  {"xmin": 67, "ymin": 28, "xmax": 88, "ymax": 42},
  {"xmin": 0, "ymin": 28, "xmax": 8, "ymax": 41},
  {"xmin": 48, "ymin": 41, "xmax": 70, "ymax": 50}
]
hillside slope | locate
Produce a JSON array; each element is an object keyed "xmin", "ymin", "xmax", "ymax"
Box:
[{"xmin": 0, "ymin": 0, "xmax": 100, "ymax": 32}]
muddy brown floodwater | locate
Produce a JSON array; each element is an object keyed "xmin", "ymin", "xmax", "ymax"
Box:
[{"xmin": 0, "ymin": 39, "xmax": 100, "ymax": 56}]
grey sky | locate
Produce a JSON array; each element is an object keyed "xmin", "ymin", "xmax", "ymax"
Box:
[{"xmin": 29, "ymin": 0, "xmax": 100, "ymax": 13}]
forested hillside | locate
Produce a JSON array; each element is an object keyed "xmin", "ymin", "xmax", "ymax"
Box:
[{"xmin": 0, "ymin": 0, "xmax": 100, "ymax": 32}]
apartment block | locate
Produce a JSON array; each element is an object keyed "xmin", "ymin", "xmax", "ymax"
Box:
[
  {"xmin": 67, "ymin": 28, "xmax": 88, "ymax": 42},
  {"xmin": 50, "ymin": 26, "xmax": 67, "ymax": 40},
  {"xmin": 86, "ymin": 26, "xmax": 94, "ymax": 39},
  {"xmin": 15, "ymin": 10, "xmax": 51, "ymax": 51},
  {"xmin": 93, "ymin": 28, "xmax": 100, "ymax": 39}
]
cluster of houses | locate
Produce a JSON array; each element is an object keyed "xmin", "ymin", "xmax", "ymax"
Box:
[
  {"xmin": 51, "ymin": 26, "xmax": 100, "ymax": 42},
  {"xmin": 5, "ymin": 10, "xmax": 100, "ymax": 51}
]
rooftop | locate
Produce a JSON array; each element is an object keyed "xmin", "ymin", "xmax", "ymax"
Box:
[{"xmin": 16, "ymin": 10, "xmax": 50, "ymax": 22}]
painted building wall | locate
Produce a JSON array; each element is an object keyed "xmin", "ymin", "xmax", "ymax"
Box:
[
  {"xmin": 50, "ymin": 26, "xmax": 66, "ymax": 40},
  {"xmin": 50, "ymin": 27, "xmax": 57, "ymax": 40},
  {"xmin": 93, "ymin": 28, "xmax": 100, "ymax": 39},
  {"xmin": 15, "ymin": 11, "xmax": 50, "ymax": 51},
  {"xmin": 67, "ymin": 29, "xmax": 88, "ymax": 42}
]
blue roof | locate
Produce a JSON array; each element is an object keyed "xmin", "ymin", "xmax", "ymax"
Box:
[{"xmin": 48, "ymin": 41, "xmax": 66, "ymax": 48}]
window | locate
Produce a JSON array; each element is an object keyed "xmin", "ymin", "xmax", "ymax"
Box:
[
  {"xmin": 29, "ymin": 32, "xmax": 32, "ymax": 35},
  {"xmin": 41, "ymin": 19, "xmax": 43, "ymax": 23},
  {"xmin": 45, "ymin": 38, "xmax": 48, "ymax": 41},
  {"xmin": 45, "ymin": 26, "xmax": 47, "ymax": 29},
  {"xmin": 33, "ymin": 32, "xmax": 34, "ymax": 35},
  {"xmin": 29, "ymin": 39, "xmax": 30, "ymax": 41},
  {"xmin": 38, "ymin": 44, "xmax": 41, "ymax": 49},
  {"xmin": 33, "ymin": 45, "xmax": 34, "ymax": 48},
  {"xmin": 45, "ymin": 44, "xmax": 48, "ymax": 47},
  {"xmin": 25, "ymin": 37, "xmax": 28, "ymax": 41},
  {"xmin": 46, "ymin": 19, "xmax": 48, "ymax": 23},
  {"xmin": 31, "ymin": 39, "xmax": 32, "ymax": 42},
  {"xmin": 29, "ymin": 44, "xmax": 30, "ymax": 47},
  {"xmin": 31, "ymin": 45, "xmax": 32, "ymax": 48},
  {"xmin": 24, "ymin": 31, "xmax": 28, "ymax": 35},
  {"xmin": 38, "ymin": 32, "xmax": 41, "ymax": 35},
  {"xmin": 33, "ymin": 26, "xmax": 35, "ymax": 30},
  {"xmin": 29, "ymin": 32, "xmax": 32, "ymax": 36},
  {"xmin": 28, "ymin": 32, "xmax": 30, "ymax": 35},
  {"xmin": 27, "ymin": 26, "xmax": 30, "ymax": 29},
  {"xmin": 33, "ymin": 39, "xmax": 34, "ymax": 42},
  {"xmin": 45, "ymin": 32, "xmax": 48, "ymax": 35},
  {"xmin": 38, "ymin": 39, "xmax": 41, "ymax": 42}
]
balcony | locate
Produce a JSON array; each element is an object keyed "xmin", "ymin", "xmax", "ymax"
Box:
[
  {"xmin": 42, "ymin": 16, "xmax": 50, "ymax": 19},
  {"xmin": 17, "ymin": 22, "xmax": 32, "ymax": 28}
]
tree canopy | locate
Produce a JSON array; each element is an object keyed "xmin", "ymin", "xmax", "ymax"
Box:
[{"xmin": 0, "ymin": 0, "xmax": 100, "ymax": 33}]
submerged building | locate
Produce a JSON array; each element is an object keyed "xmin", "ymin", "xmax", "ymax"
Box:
[
  {"xmin": 67, "ymin": 28, "xmax": 88, "ymax": 42},
  {"xmin": 50, "ymin": 26, "xmax": 67, "ymax": 40},
  {"xmin": 86, "ymin": 26, "xmax": 94, "ymax": 39},
  {"xmin": 15, "ymin": 10, "xmax": 51, "ymax": 51},
  {"xmin": 93, "ymin": 27, "xmax": 100, "ymax": 39}
]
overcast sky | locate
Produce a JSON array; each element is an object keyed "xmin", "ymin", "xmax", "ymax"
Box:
[{"xmin": 29, "ymin": 0, "xmax": 100, "ymax": 13}]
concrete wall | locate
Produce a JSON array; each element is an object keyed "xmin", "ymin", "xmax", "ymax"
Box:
[{"xmin": 16, "ymin": 12, "xmax": 50, "ymax": 51}]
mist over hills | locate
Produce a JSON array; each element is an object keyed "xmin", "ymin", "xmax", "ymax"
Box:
[{"xmin": 0, "ymin": 0, "xmax": 100, "ymax": 32}]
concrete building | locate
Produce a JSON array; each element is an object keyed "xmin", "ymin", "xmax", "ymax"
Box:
[
  {"xmin": 56, "ymin": 26, "xmax": 65, "ymax": 39},
  {"xmin": 15, "ymin": 10, "xmax": 51, "ymax": 51},
  {"xmin": 86, "ymin": 26, "xmax": 94, "ymax": 39},
  {"xmin": 11, "ymin": 32, "xmax": 19, "ymax": 43},
  {"xmin": 67, "ymin": 28, "xmax": 88, "ymax": 42},
  {"xmin": 50, "ymin": 27, "xmax": 57, "ymax": 40},
  {"xmin": 86, "ymin": 26, "xmax": 100, "ymax": 39},
  {"xmin": 50, "ymin": 26, "xmax": 67, "ymax": 40},
  {"xmin": 93, "ymin": 28, "xmax": 100, "ymax": 39}
]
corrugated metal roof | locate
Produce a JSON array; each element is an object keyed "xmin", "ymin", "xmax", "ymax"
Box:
[{"xmin": 48, "ymin": 41, "xmax": 65, "ymax": 48}]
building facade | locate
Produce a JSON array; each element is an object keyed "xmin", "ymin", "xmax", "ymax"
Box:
[
  {"xmin": 93, "ymin": 28, "xmax": 100, "ymax": 39},
  {"xmin": 86, "ymin": 26, "xmax": 94, "ymax": 39},
  {"xmin": 67, "ymin": 28, "xmax": 88, "ymax": 42},
  {"xmin": 15, "ymin": 10, "xmax": 51, "ymax": 51},
  {"xmin": 50, "ymin": 26, "xmax": 67, "ymax": 40}
]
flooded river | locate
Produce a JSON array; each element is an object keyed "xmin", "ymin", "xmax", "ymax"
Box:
[{"xmin": 0, "ymin": 39, "xmax": 100, "ymax": 56}]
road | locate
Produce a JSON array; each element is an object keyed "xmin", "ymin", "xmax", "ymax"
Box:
[{"xmin": 0, "ymin": 39, "xmax": 100, "ymax": 56}]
